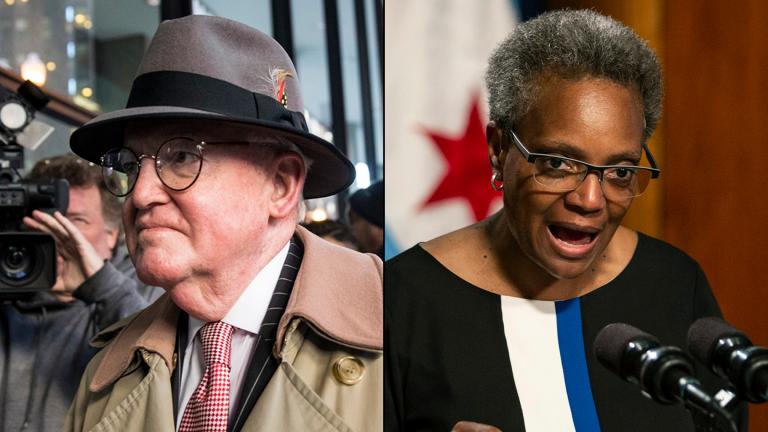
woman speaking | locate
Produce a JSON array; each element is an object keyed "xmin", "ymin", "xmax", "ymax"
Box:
[{"xmin": 385, "ymin": 9, "xmax": 742, "ymax": 432}]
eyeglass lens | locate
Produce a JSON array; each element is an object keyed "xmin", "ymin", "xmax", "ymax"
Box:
[
  {"xmin": 532, "ymin": 156, "xmax": 652, "ymax": 201},
  {"xmin": 101, "ymin": 137, "xmax": 203, "ymax": 197}
]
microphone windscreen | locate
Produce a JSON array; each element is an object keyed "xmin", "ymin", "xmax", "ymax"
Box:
[
  {"xmin": 687, "ymin": 317, "xmax": 745, "ymax": 365},
  {"xmin": 594, "ymin": 323, "xmax": 658, "ymax": 375}
]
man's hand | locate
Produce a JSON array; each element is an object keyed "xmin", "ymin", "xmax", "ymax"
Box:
[
  {"xmin": 23, "ymin": 210, "xmax": 105, "ymax": 296},
  {"xmin": 452, "ymin": 421, "xmax": 502, "ymax": 432}
]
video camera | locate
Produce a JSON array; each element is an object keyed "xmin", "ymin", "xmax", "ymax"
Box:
[{"xmin": 0, "ymin": 81, "xmax": 68, "ymax": 299}]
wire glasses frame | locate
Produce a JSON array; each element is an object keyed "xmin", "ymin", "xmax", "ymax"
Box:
[
  {"xmin": 100, "ymin": 137, "xmax": 248, "ymax": 197},
  {"xmin": 508, "ymin": 129, "xmax": 661, "ymax": 201}
]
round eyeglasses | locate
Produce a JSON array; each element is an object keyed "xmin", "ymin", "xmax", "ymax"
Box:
[
  {"xmin": 509, "ymin": 130, "xmax": 661, "ymax": 202},
  {"xmin": 100, "ymin": 137, "xmax": 205, "ymax": 197}
]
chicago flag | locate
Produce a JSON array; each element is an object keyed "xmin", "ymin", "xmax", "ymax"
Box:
[{"xmin": 384, "ymin": 0, "xmax": 519, "ymax": 258}]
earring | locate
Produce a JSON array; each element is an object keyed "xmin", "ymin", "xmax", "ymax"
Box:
[{"xmin": 491, "ymin": 171, "xmax": 504, "ymax": 191}]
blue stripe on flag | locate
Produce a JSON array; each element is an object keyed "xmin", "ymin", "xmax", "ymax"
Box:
[
  {"xmin": 556, "ymin": 298, "xmax": 601, "ymax": 432},
  {"xmin": 384, "ymin": 226, "xmax": 401, "ymax": 260}
]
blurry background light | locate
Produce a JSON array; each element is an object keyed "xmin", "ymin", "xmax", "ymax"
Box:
[
  {"xmin": 308, "ymin": 208, "xmax": 328, "ymax": 222},
  {"xmin": 20, "ymin": 53, "xmax": 47, "ymax": 86},
  {"xmin": 355, "ymin": 162, "xmax": 371, "ymax": 189},
  {"xmin": 73, "ymin": 95, "xmax": 99, "ymax": 112}
]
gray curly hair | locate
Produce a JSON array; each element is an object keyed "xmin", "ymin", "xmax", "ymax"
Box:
[{"xmin": 486, "ymin": 9, "xmax": 662, "ymax": 141}]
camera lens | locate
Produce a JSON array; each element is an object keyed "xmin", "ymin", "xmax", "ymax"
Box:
[
  {"xmin": 0, "ymin": 233, "xmax": 54, "ymax": 292},
  {"xmin": 8, "ymin": 249, "xmax": 24, "ymax": 266},
  {"xmin": 1, "ymin": 244, "xmax": 34, "ymax": 282}
]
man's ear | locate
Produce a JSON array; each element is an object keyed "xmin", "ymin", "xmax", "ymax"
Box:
[
  {"xmin": 487, "ymin": 121, "xmax": 507, "ymax": 171},
  {"xmin": 269, "ymin": 152, "xmax": 306, "ymax": 219}
]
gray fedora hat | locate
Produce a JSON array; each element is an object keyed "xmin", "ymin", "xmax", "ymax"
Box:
[{"xmin": 70, "ymin": 15, "xmax": 354, "ymax": 199}]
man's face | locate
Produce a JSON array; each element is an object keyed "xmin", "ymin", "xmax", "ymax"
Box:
[
  {"xmin": 67, "ymin": 185, "xmax": 117, "ymax": 260},
  {"xmin": 122, "ymin": 120, "xmax": 303, "ymax": 316}
]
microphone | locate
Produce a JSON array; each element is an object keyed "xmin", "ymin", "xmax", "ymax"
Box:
[
  {"xmin": 595, "ymin": 323, "xmax": 703, "ymax": 404},
  {"xmin": 688, "ymin": 317, "xmax": 768, "ymax": 403},
  {"xmin": 594, "ymin": 323, "xmax": 738, "ymax": 432}
]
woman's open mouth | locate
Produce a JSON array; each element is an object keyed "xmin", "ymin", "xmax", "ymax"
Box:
[{"xmin": 547, "ymin": 224, "xmax": 599, "ymax": 258}]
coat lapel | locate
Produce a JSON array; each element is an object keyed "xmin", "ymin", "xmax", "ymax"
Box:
[
  {"xmin": 229, "ymin": 236, "xmax": 303, "ymax": 432},
  {"xmin": 89, "ymin": 295, "xmax": 178, "ymax": 393},
  {"xmin": 171, "ymin": 312, "xmax": 189, "ymax": 421}
]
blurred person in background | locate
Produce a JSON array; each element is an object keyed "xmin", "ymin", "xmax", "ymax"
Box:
[
  {"xmin": 385, "ymin": 10, "xmax": 745, "ymax": 431},
  {"xmin": 26, "ymin": 154, "xmax": 164, "ymax": 304},
  {"xmin": 302, "ymin": 219, "xmax": 359, "ymax": 250},
  {"xmin": 0, "ymin": 154, "xmax": 152, "ymax": 432},
  {"xmin": 348, "ymin": 180, "xmax": 384, "ymax": 258}
]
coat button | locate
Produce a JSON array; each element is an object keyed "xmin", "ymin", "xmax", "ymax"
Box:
[{"xmin": 332, "ymin": 356, "xmax": 365, "ymax": 385}]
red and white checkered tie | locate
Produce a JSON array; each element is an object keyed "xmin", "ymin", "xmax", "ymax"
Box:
[{"xmin": 179, "ymin": 321, "xmax": 234, "ymax": 432}]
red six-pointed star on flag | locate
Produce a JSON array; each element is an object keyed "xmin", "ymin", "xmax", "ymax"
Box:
[{"xmin": 422, "ymin": 96, "xmax": 501, "ymax": 221}]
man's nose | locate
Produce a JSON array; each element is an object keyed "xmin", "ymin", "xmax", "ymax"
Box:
[{"xmin": 129, "ymin": 157, "xmax": 168, "ymax": 208}]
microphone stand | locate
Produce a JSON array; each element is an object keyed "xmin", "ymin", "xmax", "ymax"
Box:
[{"xmin": 673, "ymin": 375, "xmax": 741, "ymax": 432}]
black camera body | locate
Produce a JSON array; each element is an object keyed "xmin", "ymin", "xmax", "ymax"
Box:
[
  {"xmin": 0, "ymin": 81, "xmax": 68, "ymax": 299},
  {"xmin": 0, "ymin": 178, "xmax": 68, "ymax": 297}
]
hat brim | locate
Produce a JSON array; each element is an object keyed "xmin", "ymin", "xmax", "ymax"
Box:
[{"xmin": 70, "ymin": 106, "xmax": 355, "ymax": 199}]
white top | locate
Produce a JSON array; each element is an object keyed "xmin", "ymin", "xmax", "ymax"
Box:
[
  {"xmin": 500, "ymin": 296, "xmax": 576, "ymax": 432},
  {"xmin": 175, "ymin": 241, "xmax": 290, "ymax": 430}
]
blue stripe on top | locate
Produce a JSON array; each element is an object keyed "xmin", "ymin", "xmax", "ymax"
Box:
[{"xmin": 556, "ymin": 298, "xmax": 601, "ymax": 432}]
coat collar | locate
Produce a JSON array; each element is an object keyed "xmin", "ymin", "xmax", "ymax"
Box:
[
  {"xmin": 275, "ymin": 226, "xmax": 383, "ymax": 353},
  {"xmin": 89, "ymin": 226, "xmax": 382, "ymax": 392}
]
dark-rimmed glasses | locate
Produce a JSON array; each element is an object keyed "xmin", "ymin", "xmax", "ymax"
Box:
[
  {"xmin": 101, "ymin": 137, "xmax": 246, "ymax": 197},
  {"xmin": 508, "ymin": 130, "xmax": 660, "ymax": 202}
]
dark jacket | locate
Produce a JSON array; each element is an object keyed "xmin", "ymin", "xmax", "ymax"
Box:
[{"xmin": 0, "ymin": 256, "xmax": 149, "ymax": 432}]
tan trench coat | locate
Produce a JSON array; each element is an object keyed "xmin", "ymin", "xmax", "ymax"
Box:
[{"xmin": 65, "ymin": 227, "xmax": 383, "ymax": 432}]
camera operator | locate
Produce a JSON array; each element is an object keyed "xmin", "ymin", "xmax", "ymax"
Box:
[
  {"xmin": 0, "ymin": 154, "xmax": 159, "ymax": 431},
  {"xmin": 25, "ymin": 154, "xmax": 164, "ymax": 304}
]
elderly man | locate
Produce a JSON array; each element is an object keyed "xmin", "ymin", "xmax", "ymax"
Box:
[{"xmin": 65, "ymin": 15, "xmax": 382, "ymax": 432}]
